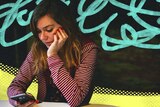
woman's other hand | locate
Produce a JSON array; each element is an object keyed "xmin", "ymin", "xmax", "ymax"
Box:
[
  {"xmin": 15, "ymin": 100, "xmax": 37, "ymax": 107},
  {"xmin": 14, "ymin": 93, "xmax": 37, "ymax": 107}
]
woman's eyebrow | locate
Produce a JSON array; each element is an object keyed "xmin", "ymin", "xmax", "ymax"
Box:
[
  {"xmin": 43, "ymin": 24, "xmax": 55, "ymax": 29},
  {"xmin": 37, "ymin": 24, "xmax": 55, "ymax": 31}
]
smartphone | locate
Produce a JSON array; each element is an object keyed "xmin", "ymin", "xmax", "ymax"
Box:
[{"xmin": 10, "ymin": 93, "xmax": 35, "ymax": 104}]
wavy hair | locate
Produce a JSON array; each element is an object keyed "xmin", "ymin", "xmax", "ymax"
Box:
[{"xmin": 30, "ymin": 0, "xmax": 82, "ymax": 74}]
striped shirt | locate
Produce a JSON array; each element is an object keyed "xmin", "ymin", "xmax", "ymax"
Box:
[{"xmin": 7, "ymin": 39, "xmax": 98, "ymax": 107}]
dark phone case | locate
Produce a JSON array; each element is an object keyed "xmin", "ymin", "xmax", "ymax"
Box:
[{"xmin": 10, "ymin": 93, "xmax": 35, "ymax": 104}]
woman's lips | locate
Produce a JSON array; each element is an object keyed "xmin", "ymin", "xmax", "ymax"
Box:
[{"xmin": 45, "ymin": 42, "xmax": 52, "ymax": 46}]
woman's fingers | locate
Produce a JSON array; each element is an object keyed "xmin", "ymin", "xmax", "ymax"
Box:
[
  {"xmin": 57, "ymin": 28, "xmax": 68, "ymax": 43},
  {"xmin": 59, "ymin": 28, "xmax": 68, "ymax": 39},
  {"xmin": 57, "ymin": 30, "xmax": 63, "ymax": 42},
  {"xmin": 16, "ymin": 101, "xmax": 36, "ymax": 107}
]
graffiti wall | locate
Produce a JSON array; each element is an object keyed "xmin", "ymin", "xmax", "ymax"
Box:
[{"xmin": 0, "ymin": 0, "xmax": 160, "ymax": 103}]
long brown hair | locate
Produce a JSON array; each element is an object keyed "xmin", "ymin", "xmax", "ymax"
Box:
[{"xmin": 30, "ymin": 0, "xmax": 82, "ymax": 74}]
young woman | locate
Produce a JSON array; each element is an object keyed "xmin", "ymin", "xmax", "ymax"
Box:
[{"xmin": 7, "ymin": 0, "xmax": 98, "ymax": 107}]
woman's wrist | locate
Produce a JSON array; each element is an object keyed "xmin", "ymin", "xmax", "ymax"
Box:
[{"xmin": 47, "ymin": 53, "xmax": 58, "ymax": 57}]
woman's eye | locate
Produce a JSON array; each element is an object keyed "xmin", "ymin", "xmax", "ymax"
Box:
[{"xmin": 46, "ymin": 28, "xmax": 53, "ymax": 32}]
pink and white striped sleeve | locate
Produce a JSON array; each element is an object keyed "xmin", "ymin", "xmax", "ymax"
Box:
[{"xmin": 47, "ymin": 42, "xmax": 98, "ymax": 107}]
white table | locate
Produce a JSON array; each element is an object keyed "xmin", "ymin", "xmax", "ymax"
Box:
[
  {"xmin": 0, "ymin": 100, "xmax": 69, "ymax": 107},
  {"xmin": 0, "ymin": 100, "xmax": 116, "ymax": 107},
  {"xmin": 0, "ymin": 100, "xmax": 13, "ymax": 107}
]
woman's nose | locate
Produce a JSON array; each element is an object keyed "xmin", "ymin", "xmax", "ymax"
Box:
[{"xmin": 39, "ymin": 31, "xmax": 47, "ymax": 40}]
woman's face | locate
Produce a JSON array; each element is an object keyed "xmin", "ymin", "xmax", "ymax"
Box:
[{"xmin": 37, "ymin": 15, "xmax": 61, "ymax": 48}]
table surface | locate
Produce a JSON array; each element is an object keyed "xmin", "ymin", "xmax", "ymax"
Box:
[
  {"xmin": 0, "ymin": 100, "xmax": 117, "ymax": 107},
  {"xmin": 0, "ymin": 100, "xmax": 69, "ymax": 107}
]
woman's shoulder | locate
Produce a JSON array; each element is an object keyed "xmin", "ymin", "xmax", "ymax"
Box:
[
  {"xmin": 80, "ymin": 35, "xmax": 99, "ymax": 53},
  {"xmin": 80, "ymin": 35, "xmax": 98, "ymax": 47},
  {"xmin": 25, "ymin": 50, "xmax": 34, "ymax": 62}
]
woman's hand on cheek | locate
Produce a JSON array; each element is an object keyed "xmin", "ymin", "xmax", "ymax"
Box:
[{"xmin": 47, "ymin": 28, "xmax": 68, "ymax": 57}]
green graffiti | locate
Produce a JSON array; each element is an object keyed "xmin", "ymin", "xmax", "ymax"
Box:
[
  {"xmin": 0, "ymin": 0, "xmax": 39, "ymax": 47},
  {"xmin": 156, "ymin": 0, "xmax": 160, "ymax": 2},
  {"xmin": 0, "ymin": 0, "xmax": 69, "ymax": 47},
  {"xmin": 77, "ymin": 0, "xmax": 160, "ymax": 51},
  {"xmin": 0, "ymin": 0, "xmax": 160, "ymax": 51},
  {"xmin": 60, "ymin": 0, "xmax": 70, "ymax": 6}
]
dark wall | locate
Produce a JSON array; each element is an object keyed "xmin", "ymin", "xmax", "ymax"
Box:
[{"xmin": 0, "ymin": 0, "xmax": 160, "ymax": 93}]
